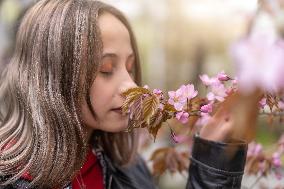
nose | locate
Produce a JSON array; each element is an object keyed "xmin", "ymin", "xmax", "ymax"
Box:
[{"xmin": 118, "ymin": 73, "xmax": 137, "ymax": 95}]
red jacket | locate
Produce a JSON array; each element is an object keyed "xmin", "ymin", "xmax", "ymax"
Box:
[
  {"xmin": 71, "ymin": 148, "xmax": 103, "ymax": 189},
  {"xmin": 20, "ymin": 148, "xmax": 104, "ymax": 189}
]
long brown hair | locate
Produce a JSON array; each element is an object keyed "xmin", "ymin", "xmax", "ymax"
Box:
[{"xmin": 0, "ymin": 0, "xmax": 141, "ymax": 188}]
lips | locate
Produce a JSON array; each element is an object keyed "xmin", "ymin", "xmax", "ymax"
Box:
[{"xmin": 111, "ymin": 107, "xmax": 123, "ymax": 114}]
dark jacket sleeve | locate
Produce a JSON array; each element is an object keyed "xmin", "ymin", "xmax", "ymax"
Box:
[{"xmin": 186, "ymin": 134, "xmax": 248, "ymax": 189}]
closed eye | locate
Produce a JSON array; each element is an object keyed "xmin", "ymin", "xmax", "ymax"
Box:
[
  {"xmin": 126, "ymin": 55, "xmax": 135, "ymax": 74},
  {"xmin": 100, "ymin": 56, "xmax": 115, "ymax": 75}
]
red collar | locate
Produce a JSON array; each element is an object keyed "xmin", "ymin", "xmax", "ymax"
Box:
[{"xmin": 79, "ymin": 147, "xmax": 98, "ymax": 176}]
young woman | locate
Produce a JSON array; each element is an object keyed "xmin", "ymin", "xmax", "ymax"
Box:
[{"xmin": 0, "ymin": 0, "xmax": 248, "ymax": 188}]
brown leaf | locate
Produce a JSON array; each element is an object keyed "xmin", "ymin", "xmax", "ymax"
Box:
[
  {"xmin": 143, "ymin": 95, "xmax": 159, "ymax": 124},
  {"xmin": 266, "ymin": 94, "xmax": 277, "ymax": 112},
  {"xmin": 245, "ymin": 156, "xmax": 270, "ymax": 176},
  {"xmin": 187, "ymin": 97, "xmax": 206, "ymax": 112},
  {"xmin": 148, "ymin": 110, "xmax": 170, "ymax": 140},
  {"xmin": 122, "ymin": 87, "xmax": 152, "ymax": 114},
  {"xmin": 122, "ymin": 87, "xmax": 151, "ymax": 97},
  {"xmin": 150, "ymin": 147, "xmax": 189, "ymax": 177},
  {"xmin": 163, "ymin": 103, "xmax": 176, "ymax": 113}
]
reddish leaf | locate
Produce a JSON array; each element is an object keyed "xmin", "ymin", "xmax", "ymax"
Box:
[{"xmin": 150, "ymin": 147, "xmax": 189, "ymax": 177}]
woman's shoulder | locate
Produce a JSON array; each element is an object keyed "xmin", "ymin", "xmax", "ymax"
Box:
[{"xmin": 119, "ymin": 155, "xmax": 157, "ymax": 188}]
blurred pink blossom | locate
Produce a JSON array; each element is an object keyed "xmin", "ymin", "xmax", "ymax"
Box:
[
  {"xmin": 153, "ymin": 89, "xmax": 164, "ymax": 100},
  {"xmin": 158, "ymin": 103, "xmax": 164, "ymax": 110},
  {"xmin": 247, "ymin": 142, "xmax": 263, "ymax": 157},
  {"xmin": 217, "ymin": 71, "xmax": 231, "ymax": 82},
  {"xmin": 153, "ymin": 89, "xmax": 162, "ymax": 95},
  {"xmin": 200, "ymin": 103, "xmax": 213, "ymax": 113},
  {"xmin": 199, "ymin": 74, "xmax": 220, "ymax": 87},
  {"xmin": 206, "ymin": 83, "xmax": 227, "ymax": 102},
  {"xmin": 272, "ymin": 152, "xmax": 282, "ymax": 168},
  {"xmin": 231, "ymin": 32, "xmax": 284, "ymax": 93},
  {"xmin": 175, "ymin": 111, "xmax": 189, "ymax": 124},
  {"xmin": 232, "ymin": 77, "xmax": 238, "ymax": 86},
  {"xmin": 259, "ymin": 98, "xmax": 267, "ymax": 109}
]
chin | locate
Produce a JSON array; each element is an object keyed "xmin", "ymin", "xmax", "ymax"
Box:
[
  {"xmin": 109, "ymin": 124, "xmax": 128, "ymax": 132},
  {"xmin": 102, "ymin": 121, "xmax": 129, "ymax": 133}
]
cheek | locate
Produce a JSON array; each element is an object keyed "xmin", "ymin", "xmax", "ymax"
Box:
[
  {"xmin": 80, "ymin": 83, "xmax": 110, "ymax": 129},
  {"xmin": 81, "ymin": 98, "xmax": 98, "ymax": 129},
  {"xmin": 88, "ymin": 77, "xmax": 116, "ymax": 121},
  {"xmin": 90, "ymin": 85, "xmax": 112, "ymax": 112}
]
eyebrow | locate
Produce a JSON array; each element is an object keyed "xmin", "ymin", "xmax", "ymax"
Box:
[{"xmin": 102, "ymin": 53, "xmax": 134, "ymax": 59}]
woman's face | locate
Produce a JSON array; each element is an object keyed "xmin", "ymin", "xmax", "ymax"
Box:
[{"xmin": 81, "ymin": 12, "xmax": 137, "ymax": 132}]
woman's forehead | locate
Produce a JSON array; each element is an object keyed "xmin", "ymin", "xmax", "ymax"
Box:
[
  {"xmin": 98, "ymin": 13, "xmax": 131, "ymax": 43},
  {"xmin": 98, "ymin": 12, "xmax": 133, "ymax": 55}
]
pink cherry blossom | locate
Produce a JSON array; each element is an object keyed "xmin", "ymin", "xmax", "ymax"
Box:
[
  {"xmin": 168, "ymin": 91, "xmax": 186, "ymax": 111},
  {"xmin": 199, "ymin": 74, "xmax": 220, "ymax": 87},
  {"xmin": 232, "ymin": 77, "xmax": 238, "ymax": 85},
  {"xmin": 158, "ymin": 103, "xmax": 164, "ymax": 110},
  {"xmin": 259, "ymin": 98, "xmax": 267, "ymax": 109},
  {"xmin": 247, "ymin": 142, "xmax": 263, "ymax": 157},
  {"xmin": 179, "ymin": 84, "xmax": 198, "ymax": 100},
  {"xmin": 168, "ymin": 84, "xmax": 197, "ymax": 111},
  {"xmin": 206, "ymin": 83, "xmax": 227, "ymax": 102},
  {"xmin": 153, "ymin": 89, "xmax": 162, "ymax": 95},
  {"xmin": 175, "ymin": 111, "xmax": 189, "ymax": 124},
  {"xmin": 200, "ymin": 103, "xmax": 213, "ymax": 113},
  {"xmin": 272, "ymin": 152, "xmax": 282, "ymax": 168},
  {"xmin": 217, "ymin": 71, "xmax": 230, "ymax": 82},
  {"xmin": 153, "ymin": 89, "xmax": 164, "ymax": 100}
]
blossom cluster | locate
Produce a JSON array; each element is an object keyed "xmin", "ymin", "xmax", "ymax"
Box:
[
  {"xmin": 153, "ymin": 71, "xmax": 236, "ymax": 126},
  {"xmin": 123, "ymin": 2, "xmax": 284, "ymax": 180},
  {"xmin": 246, "ymin": 136, "xmax": 284, "ymax": 180},
  {"xmin": 124, "ymin": 70, "xmax": 284, "ymax": 179}
]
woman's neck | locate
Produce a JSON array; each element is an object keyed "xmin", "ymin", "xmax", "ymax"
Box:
[{"xmin": 86, "ymin": 127, "xmax": 95, "ymax": 144}]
